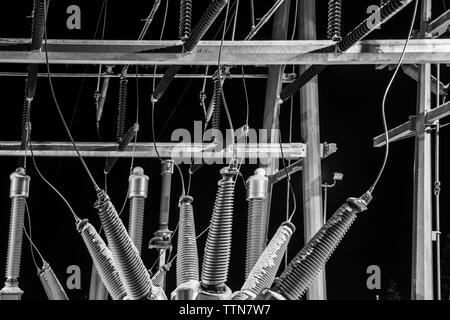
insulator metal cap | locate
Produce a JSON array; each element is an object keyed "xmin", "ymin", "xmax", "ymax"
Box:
[
  {"xmin": 280, "ymin": 220, "xmax": 296, "ymax": 233},
  {"xmin": 179, "ymin": 195, "xmax": 193, "ymax": 206},
  {"xmin": 10, "ymin": 167, "xmax": 30, "ymax": 198},
  {"xmin": 161, "ymin": 160, "xmax": 174, "ymax": 175},
  {"xmin": 129, "ymin": 167, "xmax": 149, "ymax": 198},
  {"xmin": 246, "ymin": 168, "xmax": 268, "ymax": 200}
]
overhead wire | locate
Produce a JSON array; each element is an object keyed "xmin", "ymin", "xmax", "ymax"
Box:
[
  {"xmin": 368, "ymin": 0, "xmax": 419, "ymax": 194},
  {"xmin": 24, "ymin": 203, "xmax": 45, "ymax": 271},
  {"xmin": 42, "ymin": 0, "xmax": 100, "ymax": 193}
]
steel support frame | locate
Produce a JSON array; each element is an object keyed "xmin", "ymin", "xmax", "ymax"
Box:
[{"xmin": 299, "ymin": 0, "xmax": 326, "ymax": 300}]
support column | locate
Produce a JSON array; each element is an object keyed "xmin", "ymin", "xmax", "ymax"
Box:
[
  {"xmin": 261, "ymin": 1, "xmax": 290, "ymax": 243},
  {"xmin": 299, "ymin": 0, "xmax": 326, "ymax": 300},
  {"xmin": 412, "ymin": 0, "xmax": 433, "ymax": 300}
]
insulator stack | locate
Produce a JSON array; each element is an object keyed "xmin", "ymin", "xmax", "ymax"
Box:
[
  {"xmin": 95, "ymin": 190, "xmax": 153, "ymax": 300},
  {"xmin": 151, "ymin": 0, "xmax": 228, "ymax": 102},
  {"xmin": 96, "ymin": 66, "xmax": 113, "ymax": 127},
  {"xmin": 327, "ymin": 0, "xmax": 343, "ymax": 42},
  {"xmin": 279, "ymin": 0, "xmax": 413, "ymax": 103},
  {"xmin": 199, "ymin": 166, "xmax": 237, "ymax": 299},
  {"xmin": 30, "ymin": 0, "xmax": 45, "ymax": 51},
  {"xmin": 176, "ymin": 196, "xmax": 199, "ymax": 286},
  {"xmin": 0, "ymin": 168, "xmax": 30, "ymax": 300},
  {"xmin": 211, "ymin": 73, "xmax": 222, "ymax": 137},
  {"xmin": 158, "ymin": 160, "xmax": 174, "ymax": 231},
  {"xmin": 279, "ymin": 65, "xmax": 327, "ymax": 102},
  {"xmin": 116, "ymin": 75, "xmax": 128, "ymax": 143},
  {"xmin": 38, "ymin": 262, "xmax": 69, "ymax": 300},
  {"xmin": 267, "ymin": 195, "xmax": 371, "ymax": 300},
  {"xmin": 128, "ymin": 167, "xmax": 149, "ymax": 255},
  {"xmin": 179, "ymin": 0, "xmax": 193, "ymax": 41},
  {"xmin": 88, "ymin": 264, "xmax": 108, "ymax": 300},
  {"xmin": 245, "ymin": 169, "xmax": 269, "ymax": 278},
  {"xmin": 402, "ymin": 64, "xmax": 449, "ymax": 97},
  {"xmin": 77, "ymin": 219, "xmax": 127, "ymax": 300},
  {"xmin": 338, "ymin": 0, "xmax": 413, "ymax": 52},
  {"xmin": 233, "ymin": 222, "xmax": 295, "ymax": 300}
]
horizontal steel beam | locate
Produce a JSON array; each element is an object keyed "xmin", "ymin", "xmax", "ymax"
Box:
[
  {"xmin": 268, "ymin": 143, "xmax": 337, "ymax": 184},
  {"xmin": 2, "ymin": 38, "xmax": 450, "ymax": 65},
  {"xmin": 373, "ymin": 101, "xmax": 450, "ymax": 147},
  {"xmin": 1, "ymin": 141, "xmax": 306, "ymax": 160}
]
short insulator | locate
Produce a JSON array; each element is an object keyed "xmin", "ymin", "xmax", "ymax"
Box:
[
  {"xmin": 116, "ymin": 76, "xmax": 128, "ymax": 143},
  {"xmin": 327, "ymin": 0, "xmax": 343, "ymax": 42},
  {"xmin": 179, "ymin": 0, "xmax": 193, "ymax": 41}
]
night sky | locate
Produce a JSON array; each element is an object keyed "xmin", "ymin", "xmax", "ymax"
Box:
[{"xmin": 0, "ymin": 0, "xmax": 449, "ymax": 300}]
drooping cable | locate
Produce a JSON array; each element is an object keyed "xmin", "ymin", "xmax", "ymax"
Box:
[
  {"xmin": 368, "ymin": 0, "xmax": 418, "ymax": 194},
  {"xmin": 42, "ymin": 0, "xmax": 100, "ymax": 192}
]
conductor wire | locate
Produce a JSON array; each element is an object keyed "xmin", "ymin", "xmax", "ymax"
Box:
[
  {"xmin": 42, "ymin": 0, "xmax": 100, "ymax": 193},
  {"xmin": 368, "ymin": 0, "xmax": 418, "ymax": 194}
]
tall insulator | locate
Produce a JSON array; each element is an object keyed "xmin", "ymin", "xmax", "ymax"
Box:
[
  {"xmin": 245, "ymin": 168, "xmax": 269, "ymax": 278},
  {"xmin": 232, "ymin": 221, "xmax": 295, "ymax": 300},
  {"xmin": 38, "ymin": 261, "xmax": 69, "ymax": 300},
  {"xmin": 116, "ymin": 75, "xmax": 128, "ymax": 143},
  {"xmin": 257, "ymin": 194, "xmax": 372, "ymax": 300},
  {"xmin": 77, "ymin": 219, "xmax": 127, "ymax": 300},
  {"xmin": 179, "ymin": 0, "xmax": 193, "ymax": 42},
  {"xmin": 172, "ymin": 196, "xmax": 200, "ymax": 300},
  {"xmin": 0, "ymin": 168, "xmax": 30, "ymax": 300},
  {"xmin": 198, "ymin": 166, "xmax": 237, "ymax": 300},
  {"xmin": 128, "ymin": 167, "xmax": 149, "ymax": 255},
  {"xmin": 88, "ymin": 264, "xmax": 108, "ymax": 300},
  {"xmin": 327, "ymin": 0, "xmax": 343, "ymax": 42},
  {"xmin": 211, "ymin": 72, "xmax": 222, "ymax": 139},
  {"xmin": 95, "ymin": 191, "xmax": 165, "ymax": 300}
]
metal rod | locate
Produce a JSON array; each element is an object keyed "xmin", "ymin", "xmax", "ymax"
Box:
[{"xmin": 435, "ymin": 64, "xmax": 442, "ymax": 300}]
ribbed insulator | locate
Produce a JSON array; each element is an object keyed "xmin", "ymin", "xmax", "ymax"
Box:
[
  {"xmin": 88, "ymin": 264, "xmax": 108, "ymax": 300},
  {"xmin": 20, "ymin": 95, "xmax": 31, "ymax": 153},
  {"xmin": 280, "ymin": 0, "xmax": 413, "ymax": 103},
  {"xmin": 95, "ymin": 190, "xmax": 153, "ymax": 300},
  {"xmin": 211, "ymin": 73, "xmax": 222, "ymax": 137},
  {"xmin": 38, "ymin": 262, "xmax": 69, "ymax": 300},
  {"xmin": 184, "ymin": 0, "xmax": 228, "ymax": 52},
  {"xmin": 116, "ymin": 76, "xmax": 128, "ymax": 143},
  {"xmin": 338, "ymin": 0, "xmax": 413, "ymax": 52},
  {"xmin": 30, "ymin": 0, "xmax": 45, "ymax": 51},
  {"xmin": 201, "ymin": 166, "xmax": 237, "ymax": 288},
  {"xmin": 327, "ymin": 0, "xmax": 342, "ymax": 41},
  {"xmin": 243, "ymin": 222, "xmax": 295, "ymax": 297},
  {"xmin": 177, "ymin": 196, "xmax": 199, "ymax": 286},
  {"xmin": 77, "ymin": 219, "xmax": 126, "ymax": 300},
  {"xmin": 4, "ymin": 168, "xmax": 30, "ymax": 283},
  {"xmin": 128, "ymin": 167, "xmax": 148, "ymax": 255},
  {"xmin": 273, "ymin": 202, "xmax": 360, "ymax": 300},
  {"xmin": 403, "ymin": 65, "xmax": 448, "ymax": 97},
  {"xmin": 179, "ymin": 0, "xmax": 193, "ymax": 41},
  {"xmin": 245, "ymin": 199, "xmax": 266, "ymax": 277},
  {"xmin": 5, "ymin": 198, "xmax": 26, "ymax": 281},
  {"xmin": 151, "ymin": 65, "xmax": 182, "ymax": 102},
  {"xmin": 280, "ymin": 65, "xmax": 327, "ymax": 102},
  {"xmin": 128, "ymin": 198, "xmax": 145, "ymax": 255}
]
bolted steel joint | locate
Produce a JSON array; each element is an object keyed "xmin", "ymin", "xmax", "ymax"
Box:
[
  {"xmin": 246, "ymin": 168, "xmax": 268, "ymax": 200},
  {"xmin": 10, "ymin": 168, "xmax": 30, "ymax": 198},
  {"xmin": 128, "ymin": 167, "xmax": 149, "ymax": 198}
]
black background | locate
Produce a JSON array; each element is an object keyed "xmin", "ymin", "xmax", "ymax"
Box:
[{"xmin": 0, "ymin": 0, "xmax": 449, "ymax": 300}]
